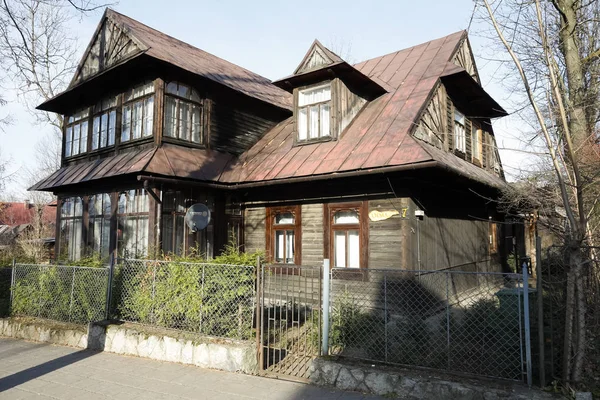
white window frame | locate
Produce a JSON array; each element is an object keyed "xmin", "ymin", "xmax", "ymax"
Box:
[
  {"xmin": 454, "ymin": 110, "xmax": 466, "ymax": 153},
  {"xmin": 297, "ymin": 83, "xmax": 331, "ymax": 142}
]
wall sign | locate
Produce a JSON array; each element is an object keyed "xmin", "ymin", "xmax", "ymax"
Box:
[{"xmin": 369, "ymin": 210, "xmax": 401, "ymax": 222}]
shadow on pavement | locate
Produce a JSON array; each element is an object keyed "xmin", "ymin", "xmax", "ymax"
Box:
[{"xmin": 0, "ymin": 348, "xmax": 98, "ymax": 392}]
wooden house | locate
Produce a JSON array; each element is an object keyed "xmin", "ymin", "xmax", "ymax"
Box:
[{"xmin": 31, "ymin": 9, "xmax": 513, "ymax": 272}]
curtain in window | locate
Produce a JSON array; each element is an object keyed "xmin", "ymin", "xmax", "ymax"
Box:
[
  {"xmin": 348, "ymin": 230, "xmax": 360, "ymax": 268},
  {"xmin": 60, "ymin": 197, "xmax": 83, "ymax": 261},
  {"xmin": 89, "ymin": 193, "xmax": 111, "ymax": 259},
  {"xmin": 164, "ymin": 97, "xmax": 177, "ymax": 138},
  {"xmin": 298, "ymin": 85, "xmax": 331, "ymax": 106},
  {"xmin": 334, "ymin": 231, "xmax": 346, "ymax": 268},
  {"xmin": 298, "ymin": 108, "xmax": 308, "ymax": 140},
  {"xmin": 117, "ymin": 190, "xmax": 149, "ymax": 258}
]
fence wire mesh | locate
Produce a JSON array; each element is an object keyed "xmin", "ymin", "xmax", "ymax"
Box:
[
  {"xmin": 11, "ymin": 264, "xmax": 108, "ymax": 324},
  {"xmin": 113, "ymin": 259, "xmax": 256, "ymax": 340},
  {"xmin": 328, "ymin": 268, "xmax": 526, "ymax": 380}
]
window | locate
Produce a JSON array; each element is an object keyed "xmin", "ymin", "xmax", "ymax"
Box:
[
  {"xmin": 161, "ymin": 190, "xmax": 214, "ymax": 258},
  {"xmin": 117, "ymin": 189, "xmax": 149, "ymax": 257},
  {"xmin": 92, "ymin": 97, "xmax": 117, "ymax": 150},
  {"xmin": 164, "ymin": 82, "xmax": 203, "ymax": 144},
  {"xmin": 454, "ymin": 110, "xmax": 466, "ymax": 153},
  {"xmin": 89, "ymin": 193, "xmax": 112, "ymax": 259},
  {"xmin": 65, "ymin": 109, "xmax": 89, "ymax": 157},
  {"xmin": 472, "ymin": 128, "xmax": 482, "ymax": 161},
  {"xmin": 266, "ymin": 206, "xmax": 301, "ymax": 264},
  {"xmin": 325, "ymin": 202, "xmax": 367, "ymax": 269},
  {"xmin": 60, "ymin": 197, "xmax": 83, "ymax": 260},
  {"xmin": 121, "ymin": 81, "xmax": 154, "ymax": 142},
  {"xmin": 297, "ymin": 83, "xmax": 331, "ymax": 141}
]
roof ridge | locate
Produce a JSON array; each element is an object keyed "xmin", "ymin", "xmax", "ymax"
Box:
[{"xmin": 353, "ymin": 30, "xmax": 466, "ymax": 68}]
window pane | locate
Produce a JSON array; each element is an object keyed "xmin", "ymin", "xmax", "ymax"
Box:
[
  {"xmin": 161, "ymin": 215, "xmax": 173, "ymax": 254},
  {"xmin": 164, "ymin": 97, "xmax": 177, "ymax": 137},
  {"xmin": 179, "ymin": 102, "xmax": 190, "ymax": 140},
  {"xmin": 275, "ymin": 230, "xmax": 284, "ymax": 263},
  {"xmin": 334, "ymin": 210, "xmax": 359, "ymax": 224},
  {"xmin": 348, "ymin": 230, "xmax": 360, "ymax": 268},
  {"xmin": 100, "ymin": 113, "xmax": 108, "ymax": 148},
  {"xmin": 108, "ymin": 111, "xmax": 116, "ymax": 146},
  {"xmin": 309, "ymin": 105, "xmax": 319, "ymax": 139},
  {"xmin": 72, "ymin": 124, "xmax": 80, "ymax": 155},
  {"xmin": 275, "ymin": 212, "xmax": 294, "ymax": 225},
  {"xmin": 175, "ymin": 214, "xmax": 184, "ymax": 255},
  {"xmin": 80, "ymin": 121, "xmax": 88, "ymax": 153},
  {"xmin": 190, "ymin": 88, "xmax": 201, "ymax": 103},
  {"xmin": 122, "ymin": 105, "xmax": 131, "ymax": 142},
  {"xmin": 298, "ymin": 108, "xmax": 307, "ymax": 141},
  {"xmin": 144, "ymin": 96, "xmax": 154, "ymax": 137},
  {"xmin": 334, "ymin": 231, "xmax": 346, "ymax": 268},
  {"xmin": 166, "ymin": 82, "xmax": 178, "ymax": 95},
  {"xmin": 192, "ymin": 105, "xmax": 201, "ymax": 143},
  {"xmin": 299, "ymin": 84, "xmax": 331, "ymax": 106},
  {"xmin": 285, "ymin": 230, "xmax": 294, "ymax": 263},
  {"xmin": 132, "ymin": 101, "xmax": 143, "ymax": 139},
  {"xmin": 92, "ymin": 117, "xmax": 100, "ymax": 150},
  {"xmin": 178, "ymin": 84, "xmax": 189, "ymax": 99},
  {"xmin": 65, "ymin": 127, "xmax": 73, "ymax": 157},
  {"xmin": 320, "ymin": 104, "xmax": 330, "ymax": 137},
  {"xmin": 454, "ymin": 110, "xmax": 465, "ymax": 125}
]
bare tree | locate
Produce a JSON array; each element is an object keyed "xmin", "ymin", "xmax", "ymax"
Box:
[{"xmin": 479, "ymin": 0, "xmax": 600, "ymax": 388}]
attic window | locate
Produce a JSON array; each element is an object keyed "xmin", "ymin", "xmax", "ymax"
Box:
[
  {"xmin": 454, "ymin": 110, "xmax": 466, "ymax": 153},
  {"xmin": 297, "ymin": 83, "xmax": 331, "ymax": 141}
]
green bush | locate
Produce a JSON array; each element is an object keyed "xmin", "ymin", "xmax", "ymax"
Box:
[{"xmin": 115, "ymin": 244, "xmax": 262, "ymax": 340}]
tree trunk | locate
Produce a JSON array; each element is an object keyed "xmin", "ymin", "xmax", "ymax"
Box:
[{"xmin": 562, "ymin": 263, "xmax": 575, "ymax": 384}]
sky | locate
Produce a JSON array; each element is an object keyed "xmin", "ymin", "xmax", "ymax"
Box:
[{"xmin": 0, "ymin": 0, "xmax": 528, "ymax": 197}]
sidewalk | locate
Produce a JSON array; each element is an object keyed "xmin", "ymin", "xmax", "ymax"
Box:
[{"xmin": 0, "ymin": 338, "xmax": 381, "ymax": 399}]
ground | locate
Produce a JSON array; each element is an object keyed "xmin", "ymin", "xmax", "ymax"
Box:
[{"xmin": 0, "ymin": 338, "xmax": 382, "ymax": 399}]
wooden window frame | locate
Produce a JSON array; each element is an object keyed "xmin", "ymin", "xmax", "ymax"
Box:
[
  {"xmin": 265, "ymin": 205, "xmax": 302, "ymax": 265},
  {"xmin": 489, "ymin": 221, "xmax": 498, "ymax": 255},
  {"xmin": 91, "ymin": 97, "xmax": 118, "ymax": 152},
  {"xmin": 121, "ymin": 92, "xmax": 155, "ymax": 144},
  {"xmin": 295, "ymin": 82, "xmax": 332, "ymax": 144},
  {"xmin": 163, "ymin": 81, "xmax": 204, "ymax": 145},
  {"xmin": 453, "ymin": 110, "xmax": 467, "ymax": 154},
  {"xmin": 64, "ymin": 109, "xmax": 91, "ymax": 158},
  {"xmin": 116, "ymin": 189, "xmax": 150, "ymax": 257},
  {"xmin": 323, "ymin": 201, "xmax": 369, "ymax": 269}
]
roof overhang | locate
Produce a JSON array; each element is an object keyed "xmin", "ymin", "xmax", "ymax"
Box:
[
  {"xmin": 273, "ymin": 62, "xmax": 388, "ymax": 99},
  {"xmin": 441, "ymin": 70, "xmax": 507, "ymax": 119}
]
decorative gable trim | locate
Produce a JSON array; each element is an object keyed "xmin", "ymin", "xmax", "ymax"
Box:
[
  {"xmin": 69, "ymin": 10, "xmax": 148, "ymax": 88},
  {"xmin": 294, "ymin": 39, "xmax": 344, "ymax": 75},
  {"xmin": 452, "ymin": 37, "xmax": 480, "ymax": 84}
]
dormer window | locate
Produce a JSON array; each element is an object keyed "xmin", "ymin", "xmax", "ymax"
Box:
[
  {"xmin": 164, "ymin": 82, "xmax": 203, "ymax": 144},
  {"xmin": 297, "ymin": 83, "xmax": 331, "ymax": 141},
  {"xmin": 454, "ymin": 110, "xmax": 466, "ymax": 153}
]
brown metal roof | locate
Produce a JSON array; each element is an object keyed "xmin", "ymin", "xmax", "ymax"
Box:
[
  {"xmin": 221, "ymin": 31, "xmax": 490, "ymax": 185},
  {"xmin": 32, "ymin": 30, "xmax": 507, "ymax": 192},
  {"xmin": 30, "ymin": 145, "xmax": 236, "ymax": 192},
  {"xmin": 39, "ymin": 9, "xmax": 292, "ymax": 113}
]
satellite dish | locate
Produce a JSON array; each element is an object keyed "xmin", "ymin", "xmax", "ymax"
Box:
[{"xmin": 184, "ymin": 203, "xmax": 211, "ymax": 232}]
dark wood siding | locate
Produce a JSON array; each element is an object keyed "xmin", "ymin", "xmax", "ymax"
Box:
[
  {"xmin": 301, "ymin": 203, "xmax": 323, "ymax": 266},
  {"xmin": 208, "ymin": 95, "xmax": 283, "ymax": 155},
  {"xmin": 368, "ymin": 198, "xmax": 406, "ymax": 269},
  {"xmin": 244, "ymin": 206, "xmax": 266, "ymax": 253},
  {"xmin": 331, "ymin": 78, "xmax": 367, "ymax": 139}
]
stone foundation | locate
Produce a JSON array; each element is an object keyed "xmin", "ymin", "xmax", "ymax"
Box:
[
  {"xmin": 0, "ymin": 317, "xmax": 257, "ymax": 374},
  {"xmin": 309, "ymin": 358, "xmax": 561, "ymax": 399}
]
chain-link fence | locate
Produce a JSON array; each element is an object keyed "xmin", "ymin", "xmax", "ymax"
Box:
[
  {"xmin": 328, "ymin": 268, "xmax": 527, "ymax": 380},
  {"xmin": 11, "ymin": 264, "xmax": 109, "ymax": 324},
  {"xmin": 112, "ymin": 259, "xmax": 256, "ymax": 340}
]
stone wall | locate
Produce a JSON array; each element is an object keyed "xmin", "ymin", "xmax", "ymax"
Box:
[
  {"xmin": 309, "ymin": 358, "xmax": 560, "ymax": 400},
  {"xmin": 0, "ymin": 317, "xmax": 257, "ymax": 374}
]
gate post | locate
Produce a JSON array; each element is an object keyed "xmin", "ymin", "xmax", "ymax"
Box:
[
  {"xmin": 255, "ymin": 257, "xmax": 262, "ymax": 370},
  {"xmin": 523, "ymin": 264, "xmax": 532, "ymax": 387},
  {"xmin": 321, "ymin": 259, "xmax": 330, "ymax": 356}
]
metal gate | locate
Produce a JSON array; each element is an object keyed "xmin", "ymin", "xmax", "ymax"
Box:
[{"xmin": 257, "ymin": 265, "xmax": 322, "ymax": 382}]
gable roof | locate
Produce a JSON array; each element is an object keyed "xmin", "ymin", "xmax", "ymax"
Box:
[
  {"xmin": 39, "ymin": 9, "xmax": 292, "ymax": 112},
  {"xmin": 220, "ymin": 31, "xmax": 506, "ymax": 188}
]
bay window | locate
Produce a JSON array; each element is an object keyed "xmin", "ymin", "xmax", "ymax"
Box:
[
  {"xmin": 297, "ymin": 83, "xmax": 331, "ymax": 141},
  {"xmin": 454, "ymin": 110, "xmax": 466, "ymax": 153},
  {"xmin": 121, "ymin": 81, "xmax": 154, "ymax": 142},
  {"xmin": 164, "ymin": 82, "xmax": 203, "ymax": 144},
  {"xmin": 92, "ymin": 97, "xmax": 117, "ymax": 150},
  {"xmin": 117, "ymin": 189, "xmax": 149, "ymax": 257},
  {"xmin": 266, "ymin": 206, "xmax": 301, "ymax": 265},
  {"xmin": 89, "ymin": 193, "xmax": 112, "ymax": 259},
  {"xmin": 60, "ymin": 197, "xmax": 83, "ymax": 260},
  {"xmin": 65, "ymin": 110, "xmax": 89, "ymax": 157}
]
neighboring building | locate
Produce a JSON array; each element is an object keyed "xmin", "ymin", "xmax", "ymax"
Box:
[
  {"xmin": 31, "ymin": 9, "xmax": 513, "ymax": 271},
  {"xmin": 0, "ymin": 201, "xmax": 56, "ymax": 258}
]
